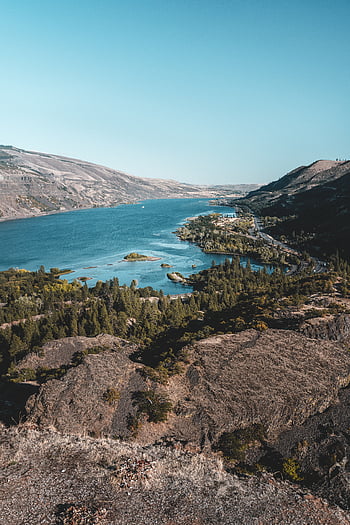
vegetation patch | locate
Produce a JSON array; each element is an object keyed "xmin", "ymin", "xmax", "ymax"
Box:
[
  {"xmin": 132, "ymin": 390, "xmax": 172, "ymax": 423},
  {"xmin": 124, "ymin": 252, "xmax": 160, "ymax": 261},
  {"xmin": 282, "ymin": 458, "xmax": 304, "ymax": 482},
  {"xmin": 215, "ymin": 424, "xmax": 266, "ymax": 461},
  {"xmin": 102, "ymin": 387, "xmax": 120, "ymax": 405},
  {"xmin": 176, "ymin": 213, "xmax": 298, "ymax": 265}
]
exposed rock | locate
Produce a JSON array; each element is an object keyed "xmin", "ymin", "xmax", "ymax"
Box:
[
  {"xmin": 0, "ymin": 426, "xmax": 349, "ymax": 525},
  {"xmin": 26, "ymin": 329, "xmax": 350, "ymax": 449},
  {"xmin": 300, "ymin": 314, "xmax": 350, "ymax": 343},
  {"xmin": 253, "ymin": 384, "xmax": 350, "ymax": 510},
  {"xmin": 148, "ymin": 329, "xmax": 350, "ymax": 447},
  {"xmin": 17, "ymin": 334, "xmax": 129, "ymax": 371},
  {"xmin": 167, "ymin": 271, "xmax": 188, "ymax": 283},
  {"xmin": 26, "ymin": 340, "xmax": 145, "ymax": 438}
]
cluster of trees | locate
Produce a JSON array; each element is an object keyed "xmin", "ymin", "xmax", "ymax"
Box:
[
  {"xmin": 0, "ymin": 256, "xmax": 341, "ymax": 382},
  {"xmin": 176, "ymin": 214, "xmax": 296, "ymax": 265}
]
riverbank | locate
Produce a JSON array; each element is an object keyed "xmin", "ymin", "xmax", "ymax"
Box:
[{"xmin": 0, "ymin": 200, "xmax": 140, "ymax": 224}]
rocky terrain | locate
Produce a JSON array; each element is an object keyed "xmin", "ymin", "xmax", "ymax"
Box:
[
  {"xmin": 0, "ymin": 145, "xmax": 259, "ymax": 220},
  {"xmin": 1, "ymin": 319, "xmax": 345, "ymax": 519},
  {"xmin": 237, "ymin": 159, "xmax": 350, "ymax": 257},
  {"xmin": 22, "ymin": 329, "xmax": 350, "ymax": 447},
  {"xmin": 1, "ymin": 426, "xmax": 350, "ymax": 525}
]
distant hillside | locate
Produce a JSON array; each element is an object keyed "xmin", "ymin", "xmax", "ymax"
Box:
[
  {"xmin": 0, "ymin": 145, "xmax": 259, "ymax": 220},
  {"xmin": 239, "ymin": 159, "xmax": 350, "ymax": 258}
]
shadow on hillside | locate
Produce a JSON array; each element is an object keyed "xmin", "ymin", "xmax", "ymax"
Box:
[{"xmin": 0, "ymin": 381, "xmax": 39, "ymax": 425}]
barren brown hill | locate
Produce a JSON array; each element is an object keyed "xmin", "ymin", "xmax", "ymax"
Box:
[
  {"xmin": 0, "ymin": 426, "xmax": 349, "ymax": 525},
  {"xmin": 0, "ymin": 145, "xmax": 258, "ymax": 220}
]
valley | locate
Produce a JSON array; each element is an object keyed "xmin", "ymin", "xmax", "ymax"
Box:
[{"xmin": 0, "ymin": 153, "xmax": 350, "ymax": 524}]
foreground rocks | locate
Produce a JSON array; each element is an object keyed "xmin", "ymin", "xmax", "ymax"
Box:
[
  {"xmin": 0, "ymin": 426, "xmax": 349, "ymax": 525},
  {"xmin": 25, "ymin": 336, "xmax": 144, "ymax": 438},
  {"xmin": 162, "ymin": 329, "xmax": 350, "ymax": 444}
]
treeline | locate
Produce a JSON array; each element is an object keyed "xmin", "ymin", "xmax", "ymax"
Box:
[{"xmin": 0, "ymin": 257, "xmax": 341, "ymax": 381}]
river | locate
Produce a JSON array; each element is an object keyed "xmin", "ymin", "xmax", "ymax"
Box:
[{"xmin": 0, "ymin": 198, "xmax": 267, "ymax": 294}]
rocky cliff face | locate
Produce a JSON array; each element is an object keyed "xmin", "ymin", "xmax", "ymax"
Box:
[
  {"xmin": 300, "ymin": 314, "xmax": 350, "ymax": 342},
  {"xmin": 24, "ymin": 335, "xmax": 145, "ymax": 438},
  {"xmin": 0, "ymin": 145, "xmax": 258, "ymax": 220}
]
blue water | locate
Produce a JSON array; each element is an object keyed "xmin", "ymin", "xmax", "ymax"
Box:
[{"xmin": 0, "ymin": 198, "xmax": 267, "ymax": 294}]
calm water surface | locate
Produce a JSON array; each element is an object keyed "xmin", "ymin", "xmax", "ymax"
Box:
[{"xmin": 0, "ymin": 198, "xmax": 266, "ymax": 294}]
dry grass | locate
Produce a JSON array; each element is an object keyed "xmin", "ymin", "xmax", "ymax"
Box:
[{"xmin": 0, "ymin": 425, "xmax": 349, "ymax": 524}]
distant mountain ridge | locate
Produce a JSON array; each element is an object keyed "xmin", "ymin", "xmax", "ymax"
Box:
[
  {"xmin": 0, "ymin": 145, "xmax": 259, "ymax": 220},
  {"xmin": 239, "ymin": 159, "xmax": 350, "ymax": 258}
]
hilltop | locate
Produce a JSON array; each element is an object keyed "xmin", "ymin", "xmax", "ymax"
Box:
[{"xmin": 0, "ymin": 145, "xmax": 259, "ymax": 220}]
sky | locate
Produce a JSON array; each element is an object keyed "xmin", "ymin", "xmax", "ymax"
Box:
[{"xmin": 0, "ymin": 0, "xmax": 349, "ymax": 185}]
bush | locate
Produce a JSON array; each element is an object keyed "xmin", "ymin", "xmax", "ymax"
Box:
[
  {"xmin": 102, "ymin": 387, "xmax": 120, "ymax": 405},
  {"xmin": 282, "ymin": 458, "xmax": 303, "ymax": 481},
  {"xmin": 216, "ymin": 424, "xmax": 266, "ymax": 461},
  {"xmin": 132, "ymin": 390, "xmax": 172, "ymax": 423}
]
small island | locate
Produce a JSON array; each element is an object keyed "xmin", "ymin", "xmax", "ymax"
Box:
[
  {"xmin": 124, "ymin": 252, "xmax": 161, "ymax": 262},
  {"xmin": 161, "ymin": 263, "xmax": 173, "ymax": 268}
]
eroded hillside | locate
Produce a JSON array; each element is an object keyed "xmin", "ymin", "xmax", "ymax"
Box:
[
  {"xmin": 236, "ymin": 159, "xmax": 350, "ymax": 258},
  {"xmin": 0, "ymin": 146, "xmax": 258, "ymax": 219}
]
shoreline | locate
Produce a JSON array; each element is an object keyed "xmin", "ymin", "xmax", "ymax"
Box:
[
  {"xmin": 0, "ymin": 196, "xmax": 229, "ymax": 225},
  {"xmin": 0, "ymin": 201, "xmax": 139, "ymax": 224}
]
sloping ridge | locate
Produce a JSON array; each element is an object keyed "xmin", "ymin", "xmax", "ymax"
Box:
[
  {"xmin": 251, "ymin": 160, "xmax": 350, "ymax": 197},
  {"xmin": 0, "ymin": 145, "xmax": 258, "ymax": 220},
  {"xmin": 25, "ymin": 329, "xmax": 350, "ymax": 444},
  {"xmin": 239, "ymin": 159, "xmax": 350, "ymax": 257}
]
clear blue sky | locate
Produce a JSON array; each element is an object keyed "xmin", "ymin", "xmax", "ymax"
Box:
[{"xmin": 0, "ymin": 0, "xmax": 349, "ymax": 184}]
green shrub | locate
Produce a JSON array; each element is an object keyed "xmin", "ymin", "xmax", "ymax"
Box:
[
  {"xmin": 132, "ymin": 390, "xmax": 172, "ymax": 423},
  {"xmin": 216, "ymin": 424, "xmax": 266, "ymax": 461}
]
